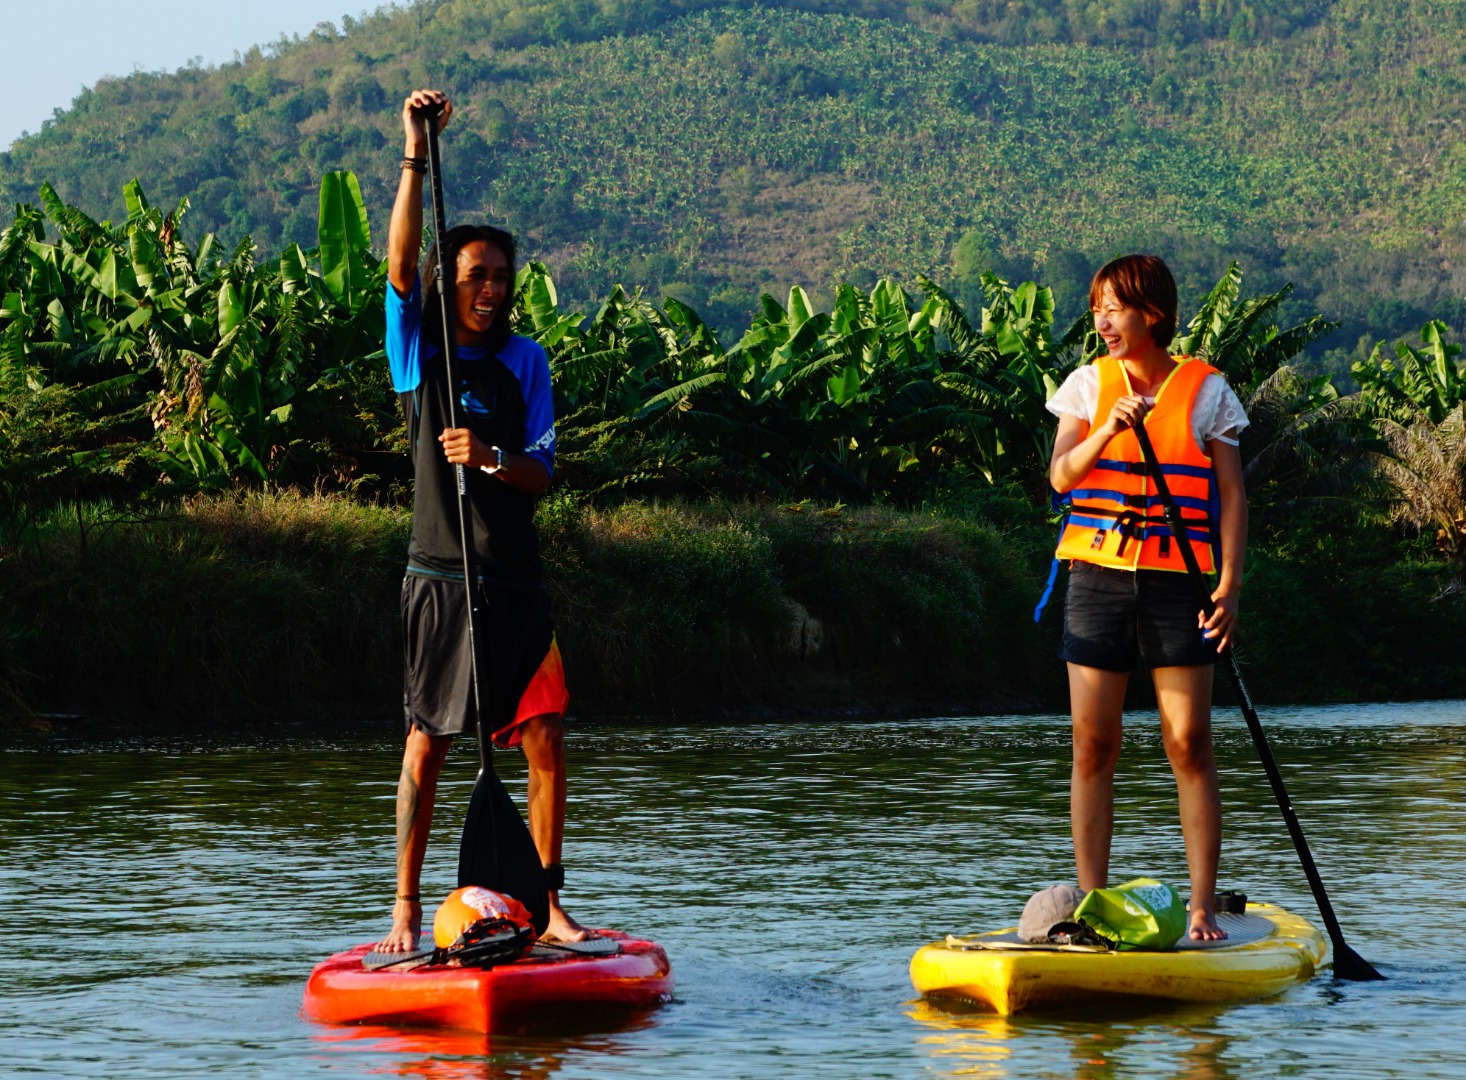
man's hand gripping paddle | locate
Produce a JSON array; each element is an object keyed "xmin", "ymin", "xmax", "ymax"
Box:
[
  {"xmin": 416, "ymin": 105, "xmax": 550, "ymax": 936},
  {"xmin": 1131, "ymin": 418, "xmax": 1383, "ymax": 981}
]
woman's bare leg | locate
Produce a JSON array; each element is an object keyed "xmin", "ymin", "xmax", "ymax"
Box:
[
  {"xmin": 1154, "ymin": 664, "xmax": 1226, "ymax": 941},
  {"xmin": 1069, "ymin": 663, "xmax": 1130, "ymax": 892}
]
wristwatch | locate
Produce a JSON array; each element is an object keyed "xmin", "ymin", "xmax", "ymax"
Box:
[{"xmin": 481, "ymin": 446, "xmax": 506, "ymax": 475}]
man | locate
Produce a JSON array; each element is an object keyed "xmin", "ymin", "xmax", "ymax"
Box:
[{"xmin": 376, "ymin": 88, "xmax": 588, "ymax": 951}]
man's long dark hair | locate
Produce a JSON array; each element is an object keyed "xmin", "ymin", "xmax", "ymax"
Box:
[{"xmin": 422, "ymin": 224, "xmax": 517, "ymax": 355}]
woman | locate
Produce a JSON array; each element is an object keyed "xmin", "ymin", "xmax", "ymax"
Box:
[{"xmin": 1047, "ymin": 253, "xmax": 1248, "ymax": 941}]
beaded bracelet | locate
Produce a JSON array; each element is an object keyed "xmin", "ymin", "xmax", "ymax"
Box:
[
  {"xmin": 400, "ymin": 157, "xmax": 426, "ymax": 174},
  {"xmin": 396, "ymin": 893, "xmax": 421, "ymax": 902}
]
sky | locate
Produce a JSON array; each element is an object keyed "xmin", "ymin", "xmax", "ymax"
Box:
[{"xmin": 2, "ymin": 1, "xmax": 386, "ymax": 151}]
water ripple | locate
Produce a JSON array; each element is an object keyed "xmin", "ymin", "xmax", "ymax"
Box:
[{"xmin": 2, "ymin": 703, "xmax": 1464, "ymax": 1077}]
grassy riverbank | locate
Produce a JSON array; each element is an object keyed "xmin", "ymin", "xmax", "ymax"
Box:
[{"xmin": 3, "ymin": 491, "xmax": 1462, "ymax": 733}]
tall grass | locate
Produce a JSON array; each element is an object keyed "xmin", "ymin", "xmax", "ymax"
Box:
[
  {"xmin": 4, "ymin": 491, "xmax": 1057, "ymax": 728},
  {"xmin": 5, "ymin": 490, "xmax": 1461, "ymax": 731},
  {"xmin": 4, "ymin": 492, "xmax": 408, "ymax": 729}
]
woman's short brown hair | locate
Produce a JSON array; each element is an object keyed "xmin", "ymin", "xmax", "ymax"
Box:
[{"xmin": 1089, "ymin": 254, "xmax": 1178, "ymax": 348}]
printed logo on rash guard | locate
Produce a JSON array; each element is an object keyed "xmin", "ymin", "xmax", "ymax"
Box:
[
  {"xmin": 459, "ymin": 388, "xmax": 493, "ymax": 417},
  {"xmin": 526, "ymin": 424, "xmax": 556, "ymax": 455}
]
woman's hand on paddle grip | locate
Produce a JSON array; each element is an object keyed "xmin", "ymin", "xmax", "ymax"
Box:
[
  {"xmin": 1201, "ymin": 584, "xmax": 1239, "ymax": 652},
  {"xmin": 1102, "ymin": 394, "xmax": 1149, "ymax": 438},
  {"xmin": 402, "ymin": 89, "xmax": 452, "ymax": 153},
  {"xmin": 439, "ymin": 427, "xmax": 488, "ymax": 469}
]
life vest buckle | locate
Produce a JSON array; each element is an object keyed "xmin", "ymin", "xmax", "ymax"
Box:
[{"xmin": 1112, "ymin": 510, "xmax": 1146, "ymax": 558}]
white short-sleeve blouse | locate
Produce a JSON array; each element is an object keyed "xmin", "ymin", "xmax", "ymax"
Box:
[{"xmin": 1045, "ymin": 364, "xmax": 1249, "ymax": 452}]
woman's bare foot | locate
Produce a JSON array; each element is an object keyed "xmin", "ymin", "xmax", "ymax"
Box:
[
  {"xmin": 376, "ymin": 898, "xmax": 422, "ymax": 952},
  {"xmin": 1188, "ymin": 906, "xmax": 1228, "ymax": 941},
  {"xmin": 541, "ymin": 899, "xmax": 596, "ymax": 943}
]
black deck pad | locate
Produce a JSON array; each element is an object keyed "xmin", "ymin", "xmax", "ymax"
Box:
[
  {"xmin": 529, "ymin": 937, "xmax": 621, "ymax": 958},
  {"xmin": 361, "ymin": 946, "xmax": 439, "ymax": 970}
]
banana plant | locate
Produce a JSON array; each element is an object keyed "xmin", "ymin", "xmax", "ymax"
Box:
[
  {"xmin": 0, "ymin": 173, "xmax": 390, "ymax": 494},
  {"xmin": 1173, "ymin": 262, "xmax": 1337, "ymax": 397},
  {"xmin": 921, "ymin": 273, "xmax": 1074, "ymax": 482},
  {"xmin": 1354, "ymin": 320, "xmax": 1465, "ymax": 425},
  {"xmin": 5, "ymin": 179, "xmax": 1402, "ymax": 514}
]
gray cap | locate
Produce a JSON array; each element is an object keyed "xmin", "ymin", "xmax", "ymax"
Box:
[{"xmin": 1018, "ymin": 884, "xmax": 1087, "ymax": 943}]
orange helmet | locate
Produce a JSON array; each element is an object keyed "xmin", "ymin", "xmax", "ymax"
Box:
[{"xmin": 433, "ymin": 886, "xmax": 535, "ymax": 948}]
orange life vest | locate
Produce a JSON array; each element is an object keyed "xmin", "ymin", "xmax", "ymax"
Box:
[{"xmin": 1053, "ymin": 356, "xmax": 1220, "ymax": 574}]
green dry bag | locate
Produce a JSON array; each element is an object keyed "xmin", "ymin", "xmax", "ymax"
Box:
[{"xmin": 1073, "ymin": 877, "xmax": 1187, "ymax": 951}]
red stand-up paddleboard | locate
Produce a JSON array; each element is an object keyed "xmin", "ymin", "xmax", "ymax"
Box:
[{"xmin": 303, "ymin": 931, "xmax": 673, "ymax": 1034}]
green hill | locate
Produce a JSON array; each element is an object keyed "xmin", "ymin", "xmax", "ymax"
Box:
[{"xmin": 2, "ymin": 0, "xmax": 1462, "ymax": 367}]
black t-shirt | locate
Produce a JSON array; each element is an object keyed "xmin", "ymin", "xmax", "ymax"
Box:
[{"xmin": 387, "ymin": 278, "xmax": 557, "ymax": 587}]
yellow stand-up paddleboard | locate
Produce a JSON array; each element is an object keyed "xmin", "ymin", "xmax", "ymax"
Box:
[{"xmin": 911, "ymin": 903, "xmax": 1325, "ymax": 1016}]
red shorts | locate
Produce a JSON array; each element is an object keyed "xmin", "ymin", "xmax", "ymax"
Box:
[{"xmin": 491, "ymin": 635, "xmax": 570, "ymax": 748}]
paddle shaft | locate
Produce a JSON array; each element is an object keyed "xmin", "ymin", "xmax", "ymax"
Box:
[
  {"xmin": 1131, "ymin": 420, "xmax": 1382, "ymax": 980},
  {"xmin": 418, "ymin": 111, "xmax": 548, "ymax": 934},
  {"xmin": 420, "ymin": 108, "xmax": 499, "ymax": 852}
]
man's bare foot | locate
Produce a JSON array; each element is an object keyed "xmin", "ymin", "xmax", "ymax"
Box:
[
  {"xmin": 1188, "ymin": 907, "xmax": 1228, "ymax": 941},
  {"xmin": 376, "ymin": 898, "xmax": 422, "ymax": 952},
  {"xmin": 541, "ymin": 899, "xmax": 595, "ymax": 943}
]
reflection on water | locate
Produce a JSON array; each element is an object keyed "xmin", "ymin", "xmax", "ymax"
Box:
[
  {"xmin": 312, "ymin": 1018, "xmax": 659, "ymax": 1080},
  {"xmin": 2, "ymin": 702, "xmax": 1465, "ymax": 1077},
  {"xmin": 909, "ymin": 999, "xmax": 1242, "ymax": 1080},
  {"xmin": 909, "ymin": 1001, "xmax": 1018, "ymax": 1078}
]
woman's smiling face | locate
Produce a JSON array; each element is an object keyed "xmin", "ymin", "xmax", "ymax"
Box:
[{"xmin": 1091, "ymin": 284, "xmax": 1160, "ymax": 359}]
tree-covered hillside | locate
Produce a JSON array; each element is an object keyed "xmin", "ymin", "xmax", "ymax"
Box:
[{"xmin": 2, "ymin": 0, "xmax": 1462, "ymax": 372}]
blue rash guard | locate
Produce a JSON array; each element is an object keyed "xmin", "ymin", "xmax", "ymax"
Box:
[{"xmin": 387, "ymin": 276, "xmax": 556, "ymax": 588}]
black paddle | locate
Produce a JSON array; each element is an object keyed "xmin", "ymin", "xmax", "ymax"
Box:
[
  {"xmin": 1131, "ymin": 419, "xmax": 1383, "ymax": 981},
  {"xmin": 417, "ymin": 106, "xmax": 550, "ymax": 936}
]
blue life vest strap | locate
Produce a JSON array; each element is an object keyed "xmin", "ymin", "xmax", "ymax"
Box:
[
  {"xmin": 1094, "ymin": 457, "xmax": 1212, "ymax": 481},
  {"xmin": 1070, "ymin": 488, "xmax": 1213, "ymax": 514},
  {"xmin": 1033, "ymin": 486, "xmax": 1217, "ymax": 623},
  {"xmin": 1035, "ymin": 486, "xmax": 1070, "ymax": 622},
  {"xmin": 1034, "ymin": 555, "xmax": 1063, "ymax": 623}
]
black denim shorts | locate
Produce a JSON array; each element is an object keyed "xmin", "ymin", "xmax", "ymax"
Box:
[
  {"xmin": 401, "ymin": 574, "xmax": 559, "ymax": 740},
  {"xmin": 1059, "ymin": 561, "xmax": 1218, "ymax": 671}
]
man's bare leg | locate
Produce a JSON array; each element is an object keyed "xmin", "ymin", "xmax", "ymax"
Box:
[
  {"xmin": 377, "ymin": 726, "xmax": 452, "ymax": 952},
  {"xmin": 1069, "ymin": 663, "xmax": 1129, "ymax": 892},
  {"xmin": 1155, "ymin": 664, "xmax": 1227, "ymax": 941},
  {"xmin": 519, "ymin": 713, "xmax": 592, "ymax": 941}
]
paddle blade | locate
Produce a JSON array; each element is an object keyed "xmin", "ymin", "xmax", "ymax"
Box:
[
  {"xmin": 1332, "ymin": 941, "xmax": 1386, "ymax": 982},
  {"xmin": 458, "ymin": 768, "xmax": 550, "ymax": 937}
]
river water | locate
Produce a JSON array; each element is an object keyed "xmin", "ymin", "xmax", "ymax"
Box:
[{"xmin": 2, "ymin": 701, "xmax": 1464, "ymax": 1078}]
